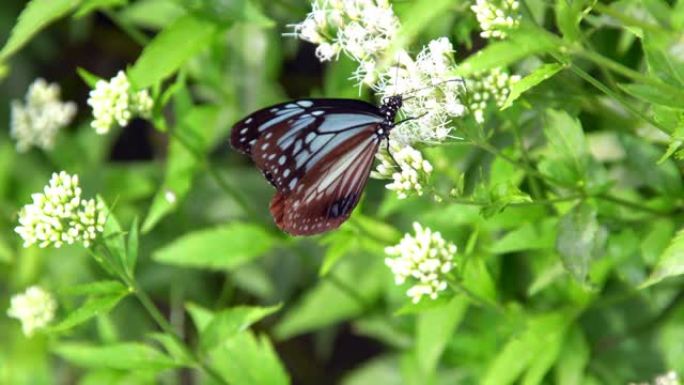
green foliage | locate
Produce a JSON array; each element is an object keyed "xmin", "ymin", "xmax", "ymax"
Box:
[{"xmin": 2, "ymin": 0, "xmax": 684, "ymax": 384}]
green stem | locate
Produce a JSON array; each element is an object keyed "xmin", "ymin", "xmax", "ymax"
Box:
[
  {"xmin": 447, "ymin": 277, "xmax": 504, "ymax": 314},
  {"xmin": 591, "ymin": 2, "xmax": 664, "ymax": 33},
  {"xmin": 595, "ymin": 193, "xmax": 671, "ymax": 217},
  {"xmin": 125, "ymin": 277, "xmax": 230, "ymax": 385}
]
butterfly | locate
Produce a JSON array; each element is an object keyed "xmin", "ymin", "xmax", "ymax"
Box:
[{"xmin": 230, "ymin": 95, "xmax": 404, "ymax": 236}]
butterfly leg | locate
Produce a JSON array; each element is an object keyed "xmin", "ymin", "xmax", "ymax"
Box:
[{"xmin": 385, "ymin": 138, "xmax": 402, "ymax": 171}]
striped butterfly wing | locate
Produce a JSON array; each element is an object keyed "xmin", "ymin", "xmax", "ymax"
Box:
[
  {"xmin": 270, "ymin": 129, "xmax": 380, "ymax": 235},
  {"xmin": 230, "ymin": 99, "xmax": 385, "ymax": 235}
]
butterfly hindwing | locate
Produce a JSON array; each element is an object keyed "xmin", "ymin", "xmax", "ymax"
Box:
[{"xmin": 269, "ymin": 130, "xmax": 380, "ymax": 235}]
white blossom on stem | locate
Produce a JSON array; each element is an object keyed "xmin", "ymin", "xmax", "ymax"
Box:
[
  {"xmin": 385, "ymin": 222, "xmax": 457, "ymax": 303},
  {"xmin": 10, "ymin": 79, "xmax": 77, "ymax": 152},
  {"xmin": 7, "ymin": 286, "xmax": 57, "ymax": 337},
  {"xmin": 630, "ymin": 371, "xmax": 681, "ymax": 385},
  {"xmin": 372, "ymin": 142, "xmax": 433, "ymax": 199},
  {"xmin": 87, "ymin": 71, "xmax": 153, "ymax": 134},
  {"xmin": 471, "ymin": 0, "xmax": 521, "ymax": 39},
  {"xmin": 375, "ymin": 38, "xmax": 466, "ymax": 144},
  {"xmin": 15, "ymin": 171, "xmax": 106, "ymax": 248},
  {"xmin": 465, "ymin": 68, "xmax": 520, "ymax": 123}
]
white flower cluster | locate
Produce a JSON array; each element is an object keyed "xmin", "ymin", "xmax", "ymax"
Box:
[
  {"xmin": 466, "ymin": 68, "xmax": 520, "ymax": 123},
  {"xmin": 15, "ymin": 171, "xmax": 106, "ymax": 248},
  {"xmin": 87, "ymin": 71, "xmax": 153, "ymax": 134},
  {"xmin": 630, "ymin": 371, "xmax": 681, "ymax": 385},
  {"xmin": 375, "ymin": 38, "xmax": 466, "ymax": 144},
  {"xmin": 7, "ymin": 286, "xmax": 57, "ymax": 337},
  {"xmin": 291, "ymin": 0, "xmax": 399, "ymax": 70},
  {"xmin": 385, "ymin": 222, "xmax": 457, "ymax": 303},
  {"xmin": 471, "ymin": 0, "xmax": 521, "ymax": 39},
  {"xmin": 10, "ymin": 79, "xmax": 77, "ymax": 152},
  {"xmin": 372, "ymin": 142, "xmax": 433, "ymax": 199}
]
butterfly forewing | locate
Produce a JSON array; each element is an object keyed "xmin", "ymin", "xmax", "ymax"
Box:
[
  {"xmin": 231, "ymin": 99, "xmax": 384, "ymax": 194},
  {"xmin": 270, "ymin": 129, "xmax": 380, "ymax": 235}
]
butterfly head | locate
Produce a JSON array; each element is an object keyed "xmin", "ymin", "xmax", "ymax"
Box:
[{"xmin": 379, "ymin": 95, "xmax": 403, "ymax": 136}]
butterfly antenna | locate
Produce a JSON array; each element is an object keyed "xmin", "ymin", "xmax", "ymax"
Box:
[{"xmin": 400, "ymin": 77, "xmax": 466, "ymax": 101}]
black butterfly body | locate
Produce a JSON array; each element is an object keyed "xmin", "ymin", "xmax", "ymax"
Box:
[{"xmin": 231, "ymin": 96, "xmax": 402, "ymax": 236}]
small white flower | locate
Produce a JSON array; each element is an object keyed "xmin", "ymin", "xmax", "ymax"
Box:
[
  {"xmin": 372, "ymin": 142, "xmax": 434, "ymax": 199},
  {"xmin": 376, "ymin": 38, "xmax": 466, "ymax": 144},
  {"xmin": 630, "ymin": 371, "xmax": 681, "ymax": 385},
  {"xmin": 7, "ymin": 286, "xmax": 57, "ymax": 337},
  {"xmin": 289, "ymin": 0, "xmax": 399, "ymax": 83},
  {"xmin": 471, "ymin": 0, "xmax": 521, "ymax": 39},
  {"xmin": 385, "ymin": 222, "xmax": 457, "ymax": 303},
  {"xmin": 465, "ymin": 68, "xmax": 520, "ymax": 123},
  {"xmin": 15, "ymin": 171, "xmax": 106, "ymax": 248},
  {"xmin": 10, "ymin": 79, "xmax": 77, "ymax": 152},
  {"xmin": 87, "ymin": 71, "xmax": 154, "ymax": 135}
]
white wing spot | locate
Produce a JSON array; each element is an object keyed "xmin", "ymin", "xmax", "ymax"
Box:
[
  {"xmin": 283, "ymin": 169, "xmax": 291, "ymax": 177},
  {"xmin": 261, "ymin": 143, "xmax": 269, "ymax": 150},
  {"xmin": 311, "ymin": 110, "xmax": 324, "ymax": 116},
  {"xmin": 245, "ymin": 117, "xmax": 253, "ymax": 124},
  {"xmin": 268, "ymin": 154, "xmax": 276, "ymax": 160},
  {"xmin": 265, "ymin": 132, "xmax": 272, "ymax": 139},
  {"xmin": 240, "ymin": 127, "xmax": 248, "ymax": 134},
  {"xmin": 278, "ymin": 155, "xmax": 286, "ymax": 165},
  {"xmin": 297, "ymin": 100, "xmax": 314, "ymax": 108},
  {"xmin": 249, "ymin": 139, "xmax": 256, "ymax": 146},
  {"xmin": 305, "ymin": 132, "xmax": 316, "ymax": 144},
  {"xmin": 289, "ymin": 178, "xmax": 298, "ymax": 190}
]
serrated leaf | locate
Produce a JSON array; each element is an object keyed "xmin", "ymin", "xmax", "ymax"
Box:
[
  {"xmin": 99, "ymin": 197, "xmax": 127, "ymax": 275},
  {"xmin": 641, "ymin": 228, "xmax": 684, "ymax": 288},
  {"xmin": 482, "ymin": 312, "xmax": 573, "ymax": 385},
  {"xmin": 50, "ymin": 293, "xmax": 127, "ymax": 332},
  {"xmin": 200, "ymin": 304, "xmax": 281, "ymax": 352},
  {"xmin": 455, "ymin": 27, "xmax": 560, "ymax": 76},
  {"xmin": 148, "ymin": 333, "xmax": 194, "ymax": 366},
  {"xmin": 0, "ymin": 0, "xmax": 80, "ymax": 61},
  {"xmin": 642, "ymin": 32, "xmax": 684, "ymax": 85},
  {"xmin": 502, "ymin": 63, "xmax": 564, "ymax": 109},
  {"xmin": 490, "ymin": 220, "xmax": 557, "ymax": 254},
  {"xmin": 128, "ymin": 13, "xmax": 218, "ymax": 89},
  {"xmin": 556, "ymin": 203, "xmax": 607, "ymax": 283},
  {"xmin": 414, "ymin": 296, "xmax": 468, "ymax": 375},
  {"xmin": 211, "ymin": 331, "xmax": 290, "ymax": 385},
  {"xmin": 538, "ymin": 109, "xmax": 588, "ymax": 186},
  {"xmin": 153, "ymin": 223, "xmax": 276, "ymax": 270},
  {"xmin": 53, "ymin": 342, "xmax": 178, "ymax": 370}
]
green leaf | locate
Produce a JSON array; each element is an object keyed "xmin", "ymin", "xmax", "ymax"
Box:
[
  {"xmin": 319, "ymin": 231, "xmax": 358, "ymax": 276},
  {"xmin": 482, "ymin": 312, "xmax": 573, "ymax": 385},
  {"xmin": 186, "ymin": 302, "xmax": 215, "ymax": 331},
  {"xmin": 210, "ymin": 331, "xmax": 290, "ymax": 385},
  {"xmin": 153, "ymin": 223, "xmax": 276, "ymax": 270},
  {"xmin": 126, "ymin": 217, "xmax": 139, "ymax": 274},
  {"xmin": 641, "ymin": 228, "xmax": 684, "ymax": 288},
  {"xmin": 642, "ymin": 32, "xmax": 684, "ymax": 85},
  {"xmin": 556, "ymin": 203, "xmax": 607, "ymax": 283},
  {"xmin": 53, "ymin": 342, "xmax": 177, "ymax": 370},
  {"xmin": 119, "ymin": 0, "xmax": 187, "ymax": 30},
  {"xmin": 99, "ymin": 197, "xmax": 127, "ymax": 275},
  {"xmin": 142, "ymin": 106, "xmax": 219, "ymax": 232},
  {"xmin": 182, "ymin": 0, "xmax": 274, "ymax": 28},
  {"xmin": 148, "ymin": 333, "xmax": 194, "ymax": 366},
  {"xmin": 538, "ymin": 109, "xmax": 588, "ymax": 186},
  {"xmin": 619, "ymin": 82, "xmax": 684, "ymax": 109},
  {"xmin": 554, "ymin": 326, "xmax": 589, "ymax": 385},
  {"xmin": 501, "ymin": 63, "xmax": 564, "ymax": 109},
  {"xmin": 76, "ymin": 67, "xmax": 102, "ymax": 88},
  {"xmin": 128, "ymin": 13, "xmax": 219, "ymax": 89},
  {"xmin": 490, "ymin": 220, "xmax": 557, "ymax": 254},
  {"xmin": 414, "ymin": 296, "xmax": 468, "ymax": 375},
  {"xmin": 0, "ymin": 0, "xmax": 80, "ymax": 61},
  {"xmin": 386, "ymin": 0, "xmax": 456, "ymax": 58},
  {"xmin": 50, "ymin": 293, "xmax": 127, "ymax": 332},
  {"xmin": 0, "ymin": 236, "xmax": 13, "ymax": 263},
  {"xmin": 478, "ymin": 182, "xmax": 533, "ymax": 218},
  {"xmin": 60, "ymin": 280, "xmax": 127, "ymax": 296},
  {"xmin": 74, "ymin": 0, "xmax": 127, "ymax": 18},
  {"xmin": 555, "ymin": 0, "xmax": 585, "ymax": 41},
  {"xmin": 200, "ymin": 304, "xmax": 282, "ymax": 353},
  {"xmin": 275, "ymin": 257, "xmax": 384, "ymax": 339},
  {"xmin": 620, "ymin": 134, "xmax": 683, "ymax": 197},
  {"xmin": 455, "ymin": 27, "xmax": 560, "ymax": 76}
]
